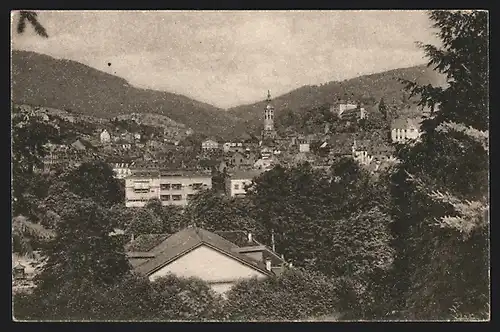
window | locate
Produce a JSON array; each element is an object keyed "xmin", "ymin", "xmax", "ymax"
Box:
[
  {"xmin": 133, "ymin": 188, "xmax": 149, "ymax": 193},
  {"xmin": 187, "ymin": 194, "xmax": 195, "ymax": 200},
  {"xmin": 160, "ymin": 183, "xmax": 171, "ymax": 190},
  {"xmin": 133, "ymin": 180, "xmax": 149, "ymax": 184},
  {"xmin": 234, "ymin": 184, "xmax": 240, "ymax": 190},
  {"xmin": 192, "ymin": 183, "xmax": 203, "ymax": 190},
  {"xmin": 160, "ymin": 195, "xmax": 170, "ymax": 201},
  {"xmin": 172, "ymin": 195, "xmax": 182, "ymax": 201},
  {"xmin": 172, "ymin": 184, "xmax": 182, "ymax": 190}
]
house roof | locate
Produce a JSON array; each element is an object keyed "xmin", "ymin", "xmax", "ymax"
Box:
[
  {"xmin": 213, "ymin": 230, "xmax": 261, "ymax": 247},
  {"xmin": 125, "ymin": 234, "xmax": 171, "ymax": 252},
  {"xmin": 132, "ymin": 226, "xmax": 274, "ymax": 277},
  {"xmin": 391, "ymin": 118, "xmax": 408, "ymax": 130}
]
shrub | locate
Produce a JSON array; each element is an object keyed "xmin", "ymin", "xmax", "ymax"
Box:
[{"xmin": 224, "ymin": 267, "xmax": 341, "ymax": 321}]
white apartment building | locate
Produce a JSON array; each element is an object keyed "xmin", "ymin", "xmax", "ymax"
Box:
[
  {"xmin": 225, "ymin": 170, "xmax": 263, "ymax": 198},
  {"xmin": 125, "ymin": 170, "xmax": 212, "ymax": 208}
]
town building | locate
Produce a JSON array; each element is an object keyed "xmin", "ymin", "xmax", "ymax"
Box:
[
  {"xmin": 254, "ymin": 157, "xmax": 276, "ymax": 171},
  {"xmin": 202, "ymin": 139, "xmax": 220, "ymax": 151},
  {"xmin": 100, "ymin": 129, "xmax": 111, "ymax": 144},
  {"xmin": 225, "ymin": 170, "xmax": 263, "ymax": 198},
  {"xmin": 299, "ymin": 143, "xmax": 310, "ymax": 153},
  {"xmin": 112, "ymin": 162, "xmax": 132, "ymax": 179},
  {"xmin": 260, "ymin": 147, "xmax": 273, "ymax": 160},
  {"xmin": 125, "ymin": 169, "xmax": 212, "ymax": 208},
  {"xmin": 391, "ymin": 118, "xmax": 422, "ymax": 143},
  {"xmin": 222, "ymin": 142, "xmax": 246, "ymax": 153},
  {"xmin": 330, "ymin": 102, "xmax": 357, "ymax": 116},
  {"xmin": 126, "ymin": 227, "xmax": 288, "ymax": 295},
  {"xmin": 352, "ymin": 139, "xmax": 373, "ymax": 165},
  {"xmin": 341, "ymin": 106, "xmax": 367, "ymax": 121},
  {"xmin": 261, "ymin": 90, "xmax": 277, "ymax": 141}
]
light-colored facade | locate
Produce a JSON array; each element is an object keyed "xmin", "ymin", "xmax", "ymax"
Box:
[
  {"xmin": 330, "ymin": 103, "xmax": 357, "ymax": 116},
  {"xmin": 112, "ymin": 163, "xmax": 132, "ymax": 179},
  {"xmin": 125, "ymin": 170, "xmax": 212, "ymax": 207},
  {"xmin": 254, "ymin": 158, "xmax": 275, "ymax": 171},
  {"xmin": 100, "ymin": 129, "xmax": 111, "ymax": 143},
  {"xmin": 223, "ymin": 142, "xmax": 244, "ymax": 153},
  {"xmin": 341, "ymin": 107, "xmax": 367, "ymax": 120},
  {"xmin": 149, "ymin": 244, "xmax": 268, "ymax": 294},
  {"xmin": 391, "ymin": 118, "xmax": 422, "ymax": 143},
  {"xmin": 225, "ymin": 171, "xmax": 261, "ymax": 197},
  {"xmin": 201, "ymin": 139, "xmax": 219, "ymax": 151},
  {"xmin": 128, "ymin": 227, "xmax": 287, "ymax": 296},
  {"xmin": 299, "ymin": 143, "xmax": 310, "ymax": 153}
]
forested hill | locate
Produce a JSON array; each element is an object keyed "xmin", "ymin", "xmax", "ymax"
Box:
[
  {"xmin": 11, "ymin": 50, "xmax": 247, "ymax": 140},
  {"xmin": 227, "ymin": 64, "xmax": 447, "ymax": 134}
]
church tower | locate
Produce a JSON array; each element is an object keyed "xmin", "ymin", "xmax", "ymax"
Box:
[{"xmin": 262, "ymin": 90, "xmax": 277, "ymax": 140}]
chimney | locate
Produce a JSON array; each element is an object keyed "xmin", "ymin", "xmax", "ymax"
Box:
[
  {"xmin": 247, "ymin": 232, "xmax": 253, "ymax": 243},
  {"xmin": 271, "ymin": 229, "xmax": 276, "ymax": 252},
  {"xmin": 265, "ymin": 259, "xmax": 272, "ymax": 271}
]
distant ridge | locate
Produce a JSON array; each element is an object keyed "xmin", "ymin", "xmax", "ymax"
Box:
[
  {"xmin": 11, "ymin": 50, "xmax": 246, "ymax": 140},
  {"xmin": 227, "ymin": 64, "xmax": 447, "ymax": 134}
]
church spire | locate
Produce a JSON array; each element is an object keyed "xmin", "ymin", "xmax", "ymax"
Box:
[{"xmin": 267, "ymin": 90, "xmax": 271, "ymax": 103}]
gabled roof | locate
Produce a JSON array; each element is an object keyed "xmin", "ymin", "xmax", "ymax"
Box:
[
  {"xmin": 213, "ymin": 230, "xmax": 261, "ymax": 247},
  {"xmin": 132, "ymin": 227, "xmax": 274, "ymax": 277}
]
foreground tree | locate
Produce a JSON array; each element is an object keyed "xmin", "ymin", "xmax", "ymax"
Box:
[
  {"xmin": 224, "ymin": 267, "xmax": 341, "ymax": 321},
  {"xmin": 246, "ymin": 160, "xmax": 393, "ymax": 285},
  {"xmin": 56, "ymin": 161, "xmax": 125, "ymax": 207},
  {"xmin": 16, "ymin": 11, "xmax": 48, "ymax": 38},
  {"xmin": 12, "ymin": 109, "xmax": 58, "ymax": 216},
  {"xmin": 389, "ymin": 10, "xmax": 489, "ymax": 320},
  {"xmin": 184, "ymin": 189, "xmax": 265, "ymax": 236}
]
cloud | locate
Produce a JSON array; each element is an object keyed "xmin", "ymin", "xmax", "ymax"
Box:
[{"xmin": 11, "ymin": 10, "xmax": 440, "ymax": 108}]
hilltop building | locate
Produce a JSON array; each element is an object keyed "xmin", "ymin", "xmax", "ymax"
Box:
[
  {"xmin": 330, "ymin": 102, "xmax": 366, "ymax": 121},
  {"xmin": 391, "ymin": 118, "xmax": 422, "ymax": 143},
  {"xmin": 125, "ymin": 169, "xmax": 212, "ymax": 208}
]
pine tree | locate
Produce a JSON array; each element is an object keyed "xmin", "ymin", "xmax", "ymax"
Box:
[
  {"xmin": 16, "ymin": 11, "xmax": 48, "ymax": 38},
  {"xmin": 389, "ymin": 10, "xmax": 489, "ymax": 320}
]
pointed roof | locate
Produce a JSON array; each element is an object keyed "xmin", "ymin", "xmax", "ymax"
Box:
[{"xmin": 131, "ymin": 226, "xmax": 274, "ymax": 277}]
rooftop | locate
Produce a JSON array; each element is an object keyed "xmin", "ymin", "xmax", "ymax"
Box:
[
  {"xmin": 130, "ymin": 226, "xmax": 275, "ymax": 277},
  {"xmin": 129, "ymin": 168, "xmax": 212, "ymax": 178}
]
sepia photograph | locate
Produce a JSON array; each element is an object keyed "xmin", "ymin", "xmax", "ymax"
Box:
[{"xmin": 11, "ymin": 9, "xmax": 489, "ymax": 322}]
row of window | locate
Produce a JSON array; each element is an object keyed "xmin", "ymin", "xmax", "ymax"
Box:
[
  {"xmin": 127, "ymin": 194, "xmax": 195, "ymax": 203},
  {"xmin": 160, "ymin": 194, "xmax": 195, "ymax": 201},
  {"xmin": 133, "ymin": 188, "xmax": 151, "ymax": 194},
  {"xmin": 132, "ymin": 183, "xmax": 208, "ymax": 191},
  {"xmin": 160, "ymin": 183, "xmax": 206, "ymax": 190}
]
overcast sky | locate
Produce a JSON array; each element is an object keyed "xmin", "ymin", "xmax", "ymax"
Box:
[{"xmin": 11, "ymin": 10, "xmax": 440, "ymax": 109}]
